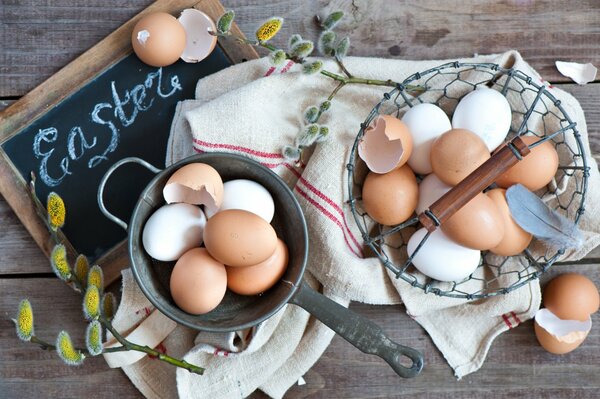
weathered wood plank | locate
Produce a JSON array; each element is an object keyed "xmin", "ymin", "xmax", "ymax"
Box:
[
  {"xmin": 0, "ymin": 195, "xmax": 48, "ymax": 274},
  {"xmin": 2, "ymin": 263, "xmax": 599, "ymax": 399},
  {"xmin": 3, "ymin": 0, "xmax": 598, "ymax": 96}
]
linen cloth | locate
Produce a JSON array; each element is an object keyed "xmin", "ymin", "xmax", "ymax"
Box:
[{"xmin": 103, "ymin": 51, "xmax": 600, "ymax": 397}]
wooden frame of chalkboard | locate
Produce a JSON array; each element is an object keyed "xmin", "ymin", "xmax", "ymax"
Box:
[{"xmin": 0, "ymin": 0, "xmax": 259, "ymax": 286}]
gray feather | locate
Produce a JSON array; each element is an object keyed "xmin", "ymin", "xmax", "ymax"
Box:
[{"xmin": 505, "ymin": 184, "xmax": 583, "ymax": 249}]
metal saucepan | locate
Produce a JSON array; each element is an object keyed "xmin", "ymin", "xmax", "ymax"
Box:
[{"xmin": 98, "ymin": 152, "xmax": 423, "ymax": 378}]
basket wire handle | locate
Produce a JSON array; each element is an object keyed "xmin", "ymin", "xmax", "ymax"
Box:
[
  {"xmin": 97, "ymin": 157, "xmax": 162, "ymax": 230},
  {"xmin": 419, "ymin": 136, "xmax": 530, "ymax": 232}
]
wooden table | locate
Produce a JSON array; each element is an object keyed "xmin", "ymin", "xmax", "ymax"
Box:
[{"xmin": 2, "ymin": 1, "xmax": 600, "ymax": 397}]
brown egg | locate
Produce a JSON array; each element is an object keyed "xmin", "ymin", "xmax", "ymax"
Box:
[
  {"xmin": 534, "ymin": 319, "xmax": 588, "ymax": 355},
  {"xmin": 495, "ymin": 135, "xmax": 559, "ymax": 191},
  {"xmin": 543, "ymin": 273, "xmax": 600, "ymax": 321},
  {"xmin": 163, "ymin": 163, "xmax": 224, "ymax": 215},
  {"xmin": 487, "ymin": 188, "xmax": 533, "ymax": 256},
  {"xmin": 358, "ymin": 115, "xmax": 414, "ymax": 174},
  {"xmin": 226, "ymin": 239, "xmax": 289, "ymax": 295},
  {"xmin": 169, "ymin": 248, "xmax": 227, "ymax": 314},
  {"xmin": 362, "ymin": 164, "xmax": 418, "ymax": 226},
  {"xmin": 441, "ymin": 192, "xmax": 504, "ymax": 250},
  {"xmin": 431, "ymin": 128, "xmax": 490, "ymax": 185},
  {"xmin": 132, "ymin": 12, "xmax": 187, "ymax": 67},
  {"xmin": 204, "ymin": 209, "xmax": 278, "ymax": 267}
]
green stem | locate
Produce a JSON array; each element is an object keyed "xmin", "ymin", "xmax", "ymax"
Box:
[
  {"xmin": 226, "ymin": 33, "xmax": 424, "ymax": 96},
  {"xmin": 100, "ymin": 316, "xmax": 204, "ymax": 375},
  {"xmin": 29, "ymin": 335, "xmax": 129, "ymax": 355}
]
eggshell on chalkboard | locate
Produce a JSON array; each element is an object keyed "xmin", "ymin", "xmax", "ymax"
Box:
[
  {"xmin": 131, "ymin": 12, "xmax": 187, "ymax": 67},
  {"xmin": 178, "ymin": 9, "xmax": 218, "ymax": 63}
]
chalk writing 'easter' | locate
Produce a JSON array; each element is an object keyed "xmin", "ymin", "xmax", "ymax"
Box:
[{"xmin": 33, "ymin": 68, "xmax": 182, "ymax": 187}]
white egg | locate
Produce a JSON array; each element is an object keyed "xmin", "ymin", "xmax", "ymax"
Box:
[
  {"xmin": 402, "ymin": 103, "xmax": 452, "ymax": 174},
  {"xmin": 416, "ymin": 174, "xmax": 453, "ymax": 214},
  {"xmin": 452, "ymin": 87, "xmax": 512, "ymax": 151},
  {"xmin": 407, "ymin": 227, "xmax": 481, "ymax": 282},
  {"xmin": 142, "ymin": 203, "xmax": 206, "ymax": 261},
  {"xmin": 204, "ymin": 179, "xmax": 275, "ymax": 222}
]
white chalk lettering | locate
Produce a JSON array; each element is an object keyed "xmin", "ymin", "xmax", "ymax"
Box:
[{"xmin": 33, "ymin": 67, "xmax": 181, "ymax": 188}]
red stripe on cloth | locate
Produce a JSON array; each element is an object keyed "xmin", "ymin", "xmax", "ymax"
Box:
[
  {"xmin": 280, "ymin": 60, "xmax": 294, "ymax": 73},
  {"xmin": 510, "ymin": 311, "xmax": 522, "ymax": 325},
  {"xmin": 295, "ymin": 185, "xmax": 362, "ymax": 258},
  {"xmin": 264, "ymin": 66, "xmax": 276, "ymax": 76},
  {"xmin": 296, "ymin": 175, "xmax": 362, "ymax": 251},
  {"xmin": 193, "ymin": 146, "xmax": 286, "ymax": 168},
  {"xmin": 502, "ymin": 314, "xmax": 513, "ymax": 329},
  {"xmin": 193, "ymin": 139, "xmax": 284, "ymax": 159}
]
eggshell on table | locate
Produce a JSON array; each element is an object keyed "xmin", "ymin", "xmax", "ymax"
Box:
[
  {"xmin": 534, "ymin": 308, "xmax": 591, "ymax": 354},
  {"xmin": 430, "ymin": 128, "xmax": 490, "ymax": 186},
  {"xmin": 362, "ymin": 164, "xmax": 418, "ymax": 226},
  {"xmin": 452, "ymin": 87, "xmax": 512, "ymax": 151},
  {"xmin": 487, "ymin": 188, "xmax": 533, "ymax": 256},
  {"xmin": 169, "ymin": 248, "xmax": 227, "ymax": 314},
  {"xmin": 226, "ymin": 239, "xmax": 289, "ymax": 295},
  {"xmin": 204, "ymin": 179, "xmax": 275, "ymax": 223},
  {"xmin": 163, "ymin": 163, "xmax": 224, "ymax": 215},
  {"xmin": 203, "ymin": 209, "xmax": 278, "ymax": 267},
  {"xmin": 416, "ymin": 173, "xmax": 452, "ymax": 214},
  {"xmin": 142, "ymin": 203, "xmax": 206, "ymax": 261},
  {"xmin": 177, "ymin": 9, "xmax": 218, "ymax": 63},
  {"xmin": 402, "ymin": 103, "xmax": 452, "ymax": 174},
  {"xmin": 407, "ymin": 227, "xmax": 481, "ymax": 282},
  {"xmin": 358, "ymin": 115, "xmax": 413, "ymax": 174},
  {"xmin": 131, "ymin": 12, "xmax": 187, "ymax": 67},
  {"xmin": 441, "ymin": 192, "xmax": 504, "ymax": 250},
  {"xmin": 495, "ymin": 135, "xmax": 559, "ymax": 191},
  {"xmin": 543, "ymin": 273, "xmax": 600, "ymax": 321}
]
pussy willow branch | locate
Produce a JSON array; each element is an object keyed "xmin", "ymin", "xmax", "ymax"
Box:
[
  {"xmin": 228, "ymin": 35, "xmax": 420, "ymax": 93},
  {"xmin": 69, "ymin": 276, "xmax": 206, "ymax": 375},
  {"xmin": 30, "ymin": 335, "xmax": 126, "ymax": 355}
]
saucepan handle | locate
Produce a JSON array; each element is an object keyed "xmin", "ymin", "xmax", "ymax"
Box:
[
  {"xmin": 289, "ymin": 282, "xmax": 424, "ymax": 378},
  {"xmin": 97, "ymin": 157, "xmax": 162, "ymax": 230}
]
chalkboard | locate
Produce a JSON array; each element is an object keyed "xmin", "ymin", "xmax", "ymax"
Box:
[
  {"xmin": 0, "ymin": 0, "xmax": 259, "ymax": 285},
  {"xmin": 2, "ymin": 49, "xmax": 231, "ymax": 259}
]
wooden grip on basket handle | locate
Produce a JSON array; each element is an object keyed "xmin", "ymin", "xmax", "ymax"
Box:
[{"xmin": 419, "ymin": 136, "xmax": 531, "ymax": 232}]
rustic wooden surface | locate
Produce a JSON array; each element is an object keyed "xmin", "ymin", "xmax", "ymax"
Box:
[{"xmin": 1, "ymin": 1, "xmax": 599, "ymax": 398}]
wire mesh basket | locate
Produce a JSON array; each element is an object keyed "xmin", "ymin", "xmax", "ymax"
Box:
[{"xmin": 347, "ymin": 61, "xmax": 590, "ymax": 299}]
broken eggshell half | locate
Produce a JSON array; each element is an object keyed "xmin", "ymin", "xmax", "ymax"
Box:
[
  {"xmin": 177, "ymin": 9, "xmax": 218, "ymax": 63},
  {"xmin": 534, "ymin": 308, "xmax": 592, "ymax": 355},
  {"xmin": 358, "ymin": 115, "xmax": 413, "ymax": 174},
  {"xmin": 163, "ymin": 163, "xmax": 224, "ymax": 215}
]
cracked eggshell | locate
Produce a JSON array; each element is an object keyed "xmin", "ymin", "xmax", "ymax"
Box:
[
  {"xmin": 402, "ymin": 103, "xmax": 452, "ymax": 174},
  {"xmin": 358, "ymin": 115, "xmax": 413, "ymax": 174},
  {"xmin": 131, "ymin": 12, "xmax": 187, "ymax": 67},
  {"xmin": 534, "ymin": 308, "xmax": 591, "ymax": 354},
  {"xmin": 178, "ymin": 9, "xmax": 218, "ymax": 63},
  {"xmin": 163, "ymin": 163, "xmax": 224, "ymax": 215}
]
